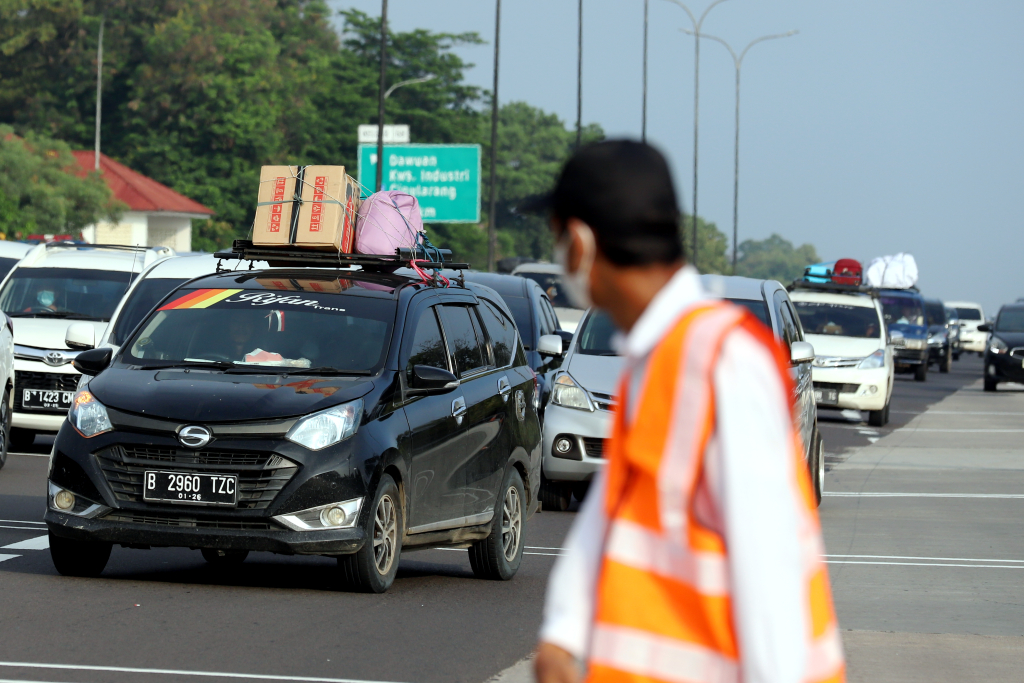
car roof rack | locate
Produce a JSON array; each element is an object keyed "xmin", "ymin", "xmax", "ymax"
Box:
[
  {"xmin": 214, "ymin": 240, "xmax": 470, "ymax": 273},
  {"xmin": 788, "ymin": 278, "xmax": 880, "ymax": 297},
  {"xmin": 45, "ymin": 242, "xmax": 160, "ymax": 252}
]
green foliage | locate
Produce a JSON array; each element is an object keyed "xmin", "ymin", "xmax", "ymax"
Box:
[
  {"xmin": 680, "ymin": 215, "xmax": 730, "ymax": 275},
  {"xmin": 735, "ymin": 233, "xmax": 820, "ymax": 283},
  {"xmin": 0, "ymin": 125, "xmax": 118, "ymax": 236},
  {"xmin": 191, "ymin": 219, "xmax": 237, "ymax": 253}
]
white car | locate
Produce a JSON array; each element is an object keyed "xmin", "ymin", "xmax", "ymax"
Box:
[
  {"xmin": 946, "ymin": 301, "xmax": 987, "ymax": 354},
  {"xmin": 790, "ymin": 287, "xmax": 894, "ymax": 427},
  {"xmin": 511, "ymin": 262, "xmax": 584, "ymax": 333},
  {"xmin": 0, "ymin": 243, "xmax": 172, "ymax": 446}
]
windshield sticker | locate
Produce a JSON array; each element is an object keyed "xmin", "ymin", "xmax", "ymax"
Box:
[
  {"xmin": 224, "ymin": 292, "xmax": 346, "ymax": 312},
  {"xmin": 159, "ymin": 289, "xmax": 243, "ymax": 310},
  {"xmin": 157, "ymin": 289, "xmax": 347, "ymax": 313}
]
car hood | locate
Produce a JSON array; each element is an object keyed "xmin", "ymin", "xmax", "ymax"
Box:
[
  {"xmin": 566, "ymin": 353, "xmax": 624, "ymax": 396},
  {"xmin": 89, "ymin": 368, "xmax": 376, "ymax": 422},
  {"xmin": 804, "ymin": 334, "xmax": 883, "ymax": 359},
  {"xmin": 13, "ymin": 318, "xmax": 107, "ymax": 350},
  {"xmin": 991, "ymin": 332, "xmax": 1024, "ymax": 349},
  {"xmin": 887, "ymin": 322, "xmax": 927, "ymax": 339}
]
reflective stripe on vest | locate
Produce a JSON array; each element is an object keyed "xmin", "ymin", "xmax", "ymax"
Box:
[{"xmin": 588, "ymin": 303, "xmax": 845, "ymax": 683}]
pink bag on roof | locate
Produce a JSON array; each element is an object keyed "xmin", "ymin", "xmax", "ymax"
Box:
[{"xmin": 354, "ymin": 191, "xmax": 424, "ymax": 255}]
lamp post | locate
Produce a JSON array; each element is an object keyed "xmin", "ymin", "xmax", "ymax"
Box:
[
  {"xmin": 375, "ymin": 0, "xmax": 388, "ymax": 192},
  {"xmin": 94, "ymin": 12, "xmax": 105, "ymax": 170},
  {"xmin": 576, "ymin": 0, "xmax": 583, "ymax": 149},
  {"xmin": 664, "ymin": 0, "xmax": 729, "ymax": 271},
  {"xmin": 487, "ymin": 0, "xmax": 502, "ymax": 272},
  {"xmin": 642, "ymin": 0, "xmax": 648, "ymax": 142},
  {"xmin": 685, "ymin": 28, "xmax": 797, "ymax": 273}
]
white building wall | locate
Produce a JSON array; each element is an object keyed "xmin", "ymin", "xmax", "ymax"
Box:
[
  {"xmin": 147, "ymin": 215, "xmax": 192, "ymax": 252},
  {"xmin": 81, "ymin": 212, "xmax": 196, "ymax": 251}
]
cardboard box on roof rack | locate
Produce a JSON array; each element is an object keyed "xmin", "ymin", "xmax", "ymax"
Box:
[{"xmin": 252, "ymin": 165, "xmax": 362, "ymax": 252}]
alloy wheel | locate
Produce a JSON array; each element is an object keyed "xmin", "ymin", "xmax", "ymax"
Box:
[
  {"xmin": 372, "ymin": 494, "xmax": 397, "ymax": 575},
  {"xmin": 501, "ymin": 486, "xmax": 522, "ymax": 562}
]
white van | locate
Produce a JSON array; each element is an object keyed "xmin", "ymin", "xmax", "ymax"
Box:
[{"xmin": 946, "ymin": 301, "xmax": 987, "ymax": 354}]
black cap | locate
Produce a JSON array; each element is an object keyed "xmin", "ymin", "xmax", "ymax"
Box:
[{"xmin": 523, "ymin": 139, "xmax": 684, "ymax": 266}]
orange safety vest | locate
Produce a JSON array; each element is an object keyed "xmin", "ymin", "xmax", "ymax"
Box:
[{"xmin": 587, "ymin": 303, "xmax": 844, "ymax": 683}]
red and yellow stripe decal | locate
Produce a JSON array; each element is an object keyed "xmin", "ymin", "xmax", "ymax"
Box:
[{"xmin": 158, "ymin": 288, "xmax": 243, "ymax": 311}]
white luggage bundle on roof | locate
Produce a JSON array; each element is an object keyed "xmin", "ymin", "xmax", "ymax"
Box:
[{"xmin": 865, "ymin": 253, "xmax": 918, "ymax": 289}]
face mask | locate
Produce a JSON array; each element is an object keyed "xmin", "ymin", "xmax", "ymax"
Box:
[
  {"xmin": 554, "ymin": 223, "xmax": 595, "ymax": 309},
  {"xmin": 37, "ymin": 290, "xmax": 55, "ymax": 307}
]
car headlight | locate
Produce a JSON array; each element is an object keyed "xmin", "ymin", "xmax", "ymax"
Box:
[
  {"xmin": 68, "ymin": 390, "xmax": 113, "ymax": 438},
  {"xmin": 989, "ymin": 337, "xmax": 1008, "ymax": 354},
  {"xmin": 903, "ymin": 338, "xmax": 926, "ymax": 350},
  {"xmin": 858, "ymin": 349, "xmax": 886, "ymax": 369},
  {"xmin": 928, "ymin": 330, "xmax": 947, "ymax": 344},
  {"xmin": 286, "ymin": 399, "xmax": 363, "ymax": 450},
  {"xmin": 549, "ymin": 374, "xmax": 593, "ymax": 411}
]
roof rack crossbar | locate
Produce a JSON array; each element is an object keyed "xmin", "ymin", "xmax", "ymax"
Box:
[
  {"xmin": 214, "ymin": 240, "xmax": 470, "ymax": 272},
  {"xmin": 787, "ymin": 279, "xmax": 880, "ymax": 297}
]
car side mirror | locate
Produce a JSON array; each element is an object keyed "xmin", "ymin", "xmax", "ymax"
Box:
[
  {"xmin": 65, "ymin": 322, "xmax": 96, "ymax": 350},
  {"xmin": 977, "ymin": 323, "xmax": 992, "ymax": 332},
  {"xmin": 790, "ymin": 340, "xmax": 815, "ymax": 365},
  {"xmin": 73, "ymin": 347, "xmax": 112, "ymax": 376},
  {"xmin": 408, "ymin": 365, "xmax": 460, "ymax": 395},
  {"xmin": 538, "ymin": 334, "xmax": 564, "ymax": 357},
  {"xmin": 556, "ymin": 329, "xmax": 574, "ymax": 353}
]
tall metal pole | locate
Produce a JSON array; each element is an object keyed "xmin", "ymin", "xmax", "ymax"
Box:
[
  {"xmin": 576, "ymin": 0, "xmax": 583, "ymax": 149},
  {"xmin": 375, "ymin": 0, "xmax": 388, "ymax": 192},
  {"xmin": 642, "ymin": 0, "xmax": 648, "ymax": 142},
  {"xmin": 487, "ymin": 0, "xmax": 502, "ymax": 272},
  {"xmin": 94, "ymin": 13, "xmax": 104, "ymax": 171},
  {"xmin": 688, "ymin": 29, "xmax": 798, "ymax": 273}
]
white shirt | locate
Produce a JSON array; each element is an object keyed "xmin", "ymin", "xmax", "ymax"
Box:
[{"xmin": 539, "ymin": 266, "xmax": 808, "ymax": 683}]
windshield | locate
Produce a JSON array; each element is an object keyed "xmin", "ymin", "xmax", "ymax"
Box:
[
  {"xmin": 123, "ymin": 286, "xmax": 396, "ymax": 374},
  {"xmin": 0, "ymin": 257, "xmax": 20, "ymax": 281},
  {"xmin": 517, "ymin": 272, "xmax": 577, "ymax": 309},
  {"xmin": 880, "ymin": 296, "xmax": 925, "ymax": 327},
  {"xmin": 727, "ymin": 298, "xmax": 771, "ymax": 327},
  {"xmin": 108, "ymin": 278, "xmax": 189, "ymax": 346},
  {"xmin": 945, "ymin": 307, "xmax": 959, "ymax": 322},
  {"xmin": 925, "ymin": 302, "xmax": 946, "ymax": 326},
  {"xmin": 502, "ymin": 296, "xmax": 534, "ymax": 347},
  {"xmin": 793, "ymin": 302, "xmax": 882, "ymax": 339},
  {"xmin": 0, "ymin": 267, "xmax": 133, "ymax": 321},
  {"xmin": 995, "ymin": 309, "xmax": 1024, "ymax": 333},
  {"xmin": 955, "ymin": 307, "xmax": 982, "ymax": 321},
  {"xmin": 576, "ymin": 310, "xmax": 618, "ymax": 356}
]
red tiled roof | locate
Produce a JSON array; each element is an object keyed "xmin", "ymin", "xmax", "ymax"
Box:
[{"xmin": 71, "ymin": 151, "xmax": 213, "ymax": 216}]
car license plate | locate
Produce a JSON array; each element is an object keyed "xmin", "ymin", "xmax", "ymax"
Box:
[
  {"xmin": 22, "ymin": 389, "xmax": 74, "ymax": 411},
  {"xmin": 815, "ymin": 389, "xmax": 839, "ymax": 405},
  {"xmin": 143, "ymin": 471, "xmax": 238, "ymax": 507}
]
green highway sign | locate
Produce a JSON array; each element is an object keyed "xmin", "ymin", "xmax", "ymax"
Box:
[{"xmin": 358, "ymin": 144, "xmax": 481, "ymax": 223}]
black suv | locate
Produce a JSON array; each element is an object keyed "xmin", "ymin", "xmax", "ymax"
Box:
[
  {"xmin": 980, "ymin": 305, "xmax": 1024, "ymax": 392},
  {"xmin": 45, "ymin": 267, "xmax": 541, "ymax": 592}
]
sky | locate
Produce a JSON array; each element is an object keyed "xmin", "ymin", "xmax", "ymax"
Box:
[{"xmin": 330, "ymin": 1, "xmax": 1024, "ymax": 315}]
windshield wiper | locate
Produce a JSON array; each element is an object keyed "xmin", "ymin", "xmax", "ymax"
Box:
[
  {"xmin": 285, "ymin": 366, "xmax": 374, "ymax": 377},
  {"xmin": 137, "ymin": 360, "xmax": 235, "ymax": 370},
  {"xmin": 9, "ymin": 311, "xmax": 101, "ymax": 320}
]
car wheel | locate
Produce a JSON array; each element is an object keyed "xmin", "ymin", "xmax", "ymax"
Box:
[
  {"xmin": 49, "ymin": 532, "xmax": 111, "ymax": 577},
  {"xmin": 914, "ymin": 363, "xmax": 928, "ymax": 382},
  {"xmin": 0, "ymin": 388, "xmax": 9, "ymax": 470},
  {"xmin": 984, "ymin": 377, "xmax": 998, "ymax": 392},
  {"xmin": 940, "ymin": 347, "xmax": 952, "ymax": 373},
  {"xmin": 469, "ymin": 467, "xmax": 525, "ymax": 581},
  {"xmin": 201, "ymin": 548, "xmax": 249, "ymax": 565},
  {"xmin": 338, "ymin": 474, "xmax": 402, "ymax": 593},
  {"xmin": 810, "ymin": 429, "xmax": 824, "ymax": 507},
  {"xmin": 868, "ymin": 405, "xmax": 885, "ymax": 427},
  {"xmin": 539, "ymin": 472, "xmax": 571, "ymax": 512},
  {"xmin": 953, "ymin": 352, "xmax": 960, "ymax": 361},
  {"xmin": 883, "ymin": 400, "xmax": 891, "ymax": 425},
  {"xmin": 10, "ymin": 427, "xmax": 34, "ymax": 451}
]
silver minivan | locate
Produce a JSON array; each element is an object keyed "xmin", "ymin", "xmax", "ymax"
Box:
[{"xmin": 540, "ymin": 275, "xmax": 823, "ymax": 510}]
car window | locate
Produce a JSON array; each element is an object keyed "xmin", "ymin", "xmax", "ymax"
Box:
[
  {"xmin": 793, "ymin": 302, "xmax": 882, "ymax": 339},
  {"xmin": 404, "ymin": 307, "xmax": 449, "ymax": 382},
  {"xmin": 995, "ymin": 309, "xmax": 1024, "ymax": 333},
  {"xmin": 535, "ymin": 295, "xmax": 556, "ymax": 337},
  {"xmin": 541, "ymin": 296, "xmax": 561, "ymax": 332},
  {"xmin": 0, "ymin": 267, "xmax": 133, "ymax": 321},
  {"xmin": 727, "ymin": 298, "xmax": 771, "ymax": 328},
  {"xmin": 517, "ymin": 272, "xmax": 575, "ymax": 308},
  {"xmin": 880, "ymin": 296, "xmax": 925, "ymax": 326},
  {"xmin": 925, "ymin": 302, "xmax": 946, "ymax": 326},
  {"xmin": 955, "ymin": 307, "xmax": 982, "ymax": 321},
  {"xmin": 502, "ymin": 296, "xmax": 534, "ymax": 348},
  {"xmin": 773, "ymin": 291, "xmax": 799, "ymax": 348},
  {"xmin": 0, "ymin": 257, "xmax": 20, "ymax": 281},
  {"xmin": 478, "ymin": 300, "xmax": 516, "ymax": 367},
  {"xmin": 109, "ymin": 278, "xmax": 189, "ymax": 345},
  {"xmin": 577, "ymin": 310, "xmax": 618, "ymax": 356},
  {"xmin": 439, "ymin": 304, "xmax": 487, "ymax": 376}
]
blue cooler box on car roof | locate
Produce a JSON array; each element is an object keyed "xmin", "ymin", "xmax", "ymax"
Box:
[{"xmin": 803, "ymin": 261, "xmax": 836, "ymax": 283}]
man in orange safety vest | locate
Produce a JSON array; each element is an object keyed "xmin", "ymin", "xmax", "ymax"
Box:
[{"xmin": 530, "ymin": 141, "xmax": 844, "ymax": 683}]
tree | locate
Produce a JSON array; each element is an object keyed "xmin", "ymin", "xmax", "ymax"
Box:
[
  {"xmin": 0, "ymin": 125, "xmax": 118, "ymax": 237},
  {"xmin": 735, "ymin": 233, "xmax": 820, "ymax": 283},
  {"xmin": 682, "ymin": 215, "xmax": 730, "ymax": 275}
]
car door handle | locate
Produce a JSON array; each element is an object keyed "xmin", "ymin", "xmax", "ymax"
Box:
[
  {"xmin": 497, "ymin": 376, "xmax": 511, "ymax": 402},
  {"xmin": 452, "ymin": 396, "xmax": 467, "ymax": 425}
]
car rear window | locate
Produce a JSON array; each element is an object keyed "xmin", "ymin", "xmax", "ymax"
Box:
[
  {"xmin": 727, "ymin": 298, "xmax": 770, "ymax": 327},
  {"xmin": 880, "ymin": 296, "xmax": 925, "ymax": 327},
  {"xmin": 502, "ymin": 296, "xmax": 534, "ymax": 348},
  {"xmin": 793, "ymin": 302, "xmax": 882, "ymax": 339},
  {"xmin": 577, "ymin": 310, "xmax": 618, "ymax": 356},
  {"xmin": 995, "ymin": 309, "xmax": 1024, "ymax": 333},
  {"xmin": 517, "ymin": 272, "xmax": 576, "ymax": 309},
  {"xmin": 955, "ymin": 307, "xmax": 982, "ymax": 321}
]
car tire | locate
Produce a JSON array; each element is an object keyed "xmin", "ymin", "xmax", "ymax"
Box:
[
  {"xmin": 469, "ymin": 467, "xmax": 525, "ymax": 581},
  {"xmin": 914, "ymin": 363, "xmax": 928, "ymax": 382},
  {"xmin": 984, "ymin": 377, "xmax": 998, "ymax": 392},
  {"xmin": 10, "ymin": 427, "xmax": 34, "ymax": 451},
  {"xmin": 940, "ymin": 347, "xmax": 952, "ymax": 373},
  {"xmin": 883, "ymin": 400, "xmax": 891, "ymax": 425},
  {"xmin": 201, "ymin": 548, "xmax": 248, "ymax": 565},
  {"xmin": 810, "ymin": 429, "xmax": 824, "ymax": 507},
  {"xmin": 539, "ymin": 473, "xmax": 571, "ymax": 512},
  {"xmin": 338, "ymin": 474, "xmax": 402, "ymax": 594},
  {"xmin": 572, "ymin": 481, "xmax": 590, "ymax": 503},
  {"xmin": 49, "ymin": 532, "xmax": 112, "ymax": 577},
  {"xmin": 0, "ymin": 388, "xmax": 9, "ymax": 470},
  {"xmin": 953, "ymin": 352, "xmax": 961, "ymax": 361},
  {"xmin": 868, "ymin": 405, "xmax": 885, "ymax": 427}
]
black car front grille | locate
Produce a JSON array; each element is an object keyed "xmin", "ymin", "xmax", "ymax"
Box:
[
  {"xmin": 814, "ymin": 382, "xmax": 860, "ymax": 394},
  {"xmin": 102, "ymin": 511, "xmax": 278, "ymax": 531},
  {"xmin": 95, "ymin": 445, "xmax": 297, "ymax": 510},
  {"xmin": 14, "ymin": 370, "xmax": 79, "ymax": 413},
  {"xmin": 582, "ymin": 437, "xmax": 606, "ymax": 459}
]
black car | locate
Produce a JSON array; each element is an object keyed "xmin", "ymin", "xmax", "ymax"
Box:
[
  {"xmin": 880, "ymin": 289, "xmax": 930, "ymax": 381},
  {"xmin": 980, "ymin": 305, "xmax": 1024, "ymax": 391},
  {"xmin": 924, "ymin": 298, "xmax": 953, "ymax": 373},
  {"xmin": 45, "ymin": 267, "xmax": 542, "ymax": 593}
]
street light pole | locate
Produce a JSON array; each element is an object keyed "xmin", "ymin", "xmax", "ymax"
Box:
[
  {"xmin": 94, "ymin": 12, "xmax": 104, "ymax": 171},
  {"xmin": 686, "ymin": 29, "xmax": 797, "ymax": 272},
  {"xmin": 665, "ymin": 0, "xmax": 729, "ymax": 271},
  {"xmin": 487, "ymin": 0, "xmax": 502, "ymax": 272},
  {"xmin": 642, "ymin": 0, "xmax": 648, "ymax": 142},
  {"xmin": 576, "ymin": 0, "xmax": 583, "ymax": 149},
  {"xmin": 375, "ymin": 0, "xmax": 388, "ymax": 192}
]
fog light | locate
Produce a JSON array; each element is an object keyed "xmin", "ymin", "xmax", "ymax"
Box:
[
  {"xmin": 554, "ymin": 437, "xmax": 573, "ymax": 454},
  {"xmin": 54, "ymin": 490, "xmax": 75, "ymax": 511},
  {"xmin": 320, "ymin": 506, "xmax": 346, "ymax": 528},
  {"xmin": 988, "ymin": 365, "xmax": 996, "ymax": 376},
  {"xmin": 868, "ymin": 385, "xmax": 878, "ymax": 394}
]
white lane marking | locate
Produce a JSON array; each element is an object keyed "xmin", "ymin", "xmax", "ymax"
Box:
[
  {"xmin": 431, "ymin": 547, "xmax": 560, "ymax": 557},
  {"xmin": 826, "ymin": 560, "xmax": 1024, "ymax": 569},
  {"xmin": 827, "ymin": 553, "xmax": 1024, "ymax": 563},
  {"xmin": 901, "ymin": 428, "xmax": 1024, "ymax": 433},
  {"xmin": 526, "ymin": 546, "xmax": 564, "ymax": 551},
  {"xmin": 868, "ymin": 437, "xmax": 879, "ymax": 443},
  {"xmin": 0, "ymin": 519, "xmax": 45, "ymax": 525},
  {"xmin": 893, "ymin": 410, "xmax": 1024, "ymax": 416},
  {"xmin": 825, "ymin": 492, "xmax": 1024, "ymax": 499},
  {"xmin": 0, "ymin": 525, "xmax": 48, "ymax": 531},
  {"xmin": 8, "ymin": 452, "xmax": 50, "ymax": 458},
  {"xmin": 1, "ymin": 535, "xmax": 49, "ymax": 550},
  {"xmin": 0, "ymin": 662, "xmax": 408, "ymax": 683},
  {"xmin": 0, "ymin": 554, "xmax": 20, "ymax": 563}
]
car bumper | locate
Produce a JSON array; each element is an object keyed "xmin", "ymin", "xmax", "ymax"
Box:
[
  {"xmin": 961, "ymin": 332, "xmax": 988, "ymax": 353},
  {"xmin": 811, "ymin": 366, "xmax": 889, "ymax": 411},
  {"xmin": 893, "ymin": 347, "xmax": 928, "ymax": 367},
  {"xmin": 987, "ymin": 352, "xmax": 1024, "ymax": 384},
  {"xmin": 12, "ymin": 358, "xmax": 81, "ymax": 433},
  {"xmin": 928, "ymin": 342, "xmax": 949, "ymax": 361},
  {"xmin": 542, "ymin": 403, "xmax": 611, "ymax": 482}
]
